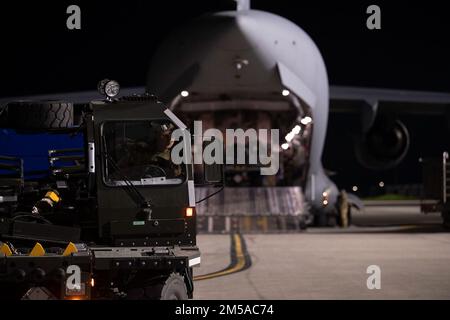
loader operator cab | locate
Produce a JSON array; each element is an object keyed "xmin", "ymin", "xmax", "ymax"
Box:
[
  {"xmin": 90, "ymin": 96, "xmax": 199, "ymax": 246},
  {"xmin": 104, "ymin": 120, "xmax": 183, "ymax": 183}
]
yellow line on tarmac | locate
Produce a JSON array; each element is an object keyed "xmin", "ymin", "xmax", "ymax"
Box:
[{"xmin": 194, "ymin": 234, "xmax": 247, "ymax": 281}]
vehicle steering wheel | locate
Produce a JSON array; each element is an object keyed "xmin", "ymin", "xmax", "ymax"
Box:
[{"xmin": 144, "ymin": 165, "xmax": 166, "ymax": 178}]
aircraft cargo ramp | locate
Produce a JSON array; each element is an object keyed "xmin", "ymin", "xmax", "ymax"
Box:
[{"xmin": 195, "ymin": 187, "xmax": 310, "ymax": 233}]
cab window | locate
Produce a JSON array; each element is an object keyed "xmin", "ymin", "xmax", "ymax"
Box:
[{"xmin": 102, "ymin": 120, "xmax": 185, "ymax": 186}]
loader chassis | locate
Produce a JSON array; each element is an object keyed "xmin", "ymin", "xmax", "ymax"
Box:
[{"xmin": 0, "ymin": 95, "xmax": 201, "ymax": 299}]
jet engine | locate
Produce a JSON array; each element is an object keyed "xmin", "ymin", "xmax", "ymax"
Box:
[{"xmin": 354, "ymin": 116, "xmax": 410, "ymax": 170}]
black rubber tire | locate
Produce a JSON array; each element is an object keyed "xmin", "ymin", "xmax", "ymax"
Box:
[
  {"xmin": 160, "ymin": 273, "xmax": 188, "ymax": 300},
  {"xmin": 6, "ymin": 101, "xmax": 73, "ymax": 129},
  {"xmin": 145, "ymin": 273, "xmax": 188, "ymax": 300}
]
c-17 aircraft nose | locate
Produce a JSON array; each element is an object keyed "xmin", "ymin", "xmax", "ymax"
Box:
[
  {"xmin": 147, "ymin": 8, "xmax": 334, "ymax": 220},
  {"xmin": 148, "ymin": 9, "xmax": 328, "ymax": 101}
]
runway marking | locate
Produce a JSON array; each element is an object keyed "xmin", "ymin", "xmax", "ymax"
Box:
[{"xmin": 194, "ymin": 233, "xmax": 252, "ymax": 281}]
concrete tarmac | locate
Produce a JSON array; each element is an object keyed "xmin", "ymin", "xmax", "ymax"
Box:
[{"xmin": 193, "ymin": 206, "xmax": 450, "ymax": 299}]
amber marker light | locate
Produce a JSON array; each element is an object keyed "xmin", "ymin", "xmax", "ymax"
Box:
[{"xmin": 186, "ymin": 207, "xmax": 194, "ymax": 217}]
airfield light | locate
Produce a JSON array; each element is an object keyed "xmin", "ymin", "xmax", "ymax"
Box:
[
  {"xmin": 282, "ymin": 89, "xmax": 290, "ymax": 97},
  {"xmin": 281, "ymin": 143, "xmax": 289, "ymax": 150},
  {"xmin": 352, "ymin": 186, "xmax": 358, "ymax": 192},
  {"xmin": 300, "ymin": 116, "xmax": 312, "ymax": 125},
  {"xmin": 292, "ymin": 125, "xmax": 301, "ymax": 135},
  {"xmin": 181, "ymin": 90, "xmax": 189, "ymax": 97},
  {"xmin": 379, "ymin": 181, "xmax": 385, "ymax": 188},
  {"xmin": 323, "ymin": 200, "xmax": 329, "ymax": 206}
]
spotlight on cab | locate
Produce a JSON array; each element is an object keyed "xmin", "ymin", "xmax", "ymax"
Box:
[{"xmin": 98, "ymin": 79, "xmax": 121, "ymax": 101}]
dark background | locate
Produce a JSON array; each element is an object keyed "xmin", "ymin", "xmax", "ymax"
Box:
[
  {"xmin": 0, "ymin": 0, "xmax": 449, "ymax": 195},
  {"xmin": 1, "ymin": 0, "xmax": 449, "ymax": 96}
]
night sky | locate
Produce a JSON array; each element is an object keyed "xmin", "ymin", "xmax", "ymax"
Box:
[
  {"xmin": 0, "ymin": 1, "xmax": 449, "ymax": 194},
  {"xmin": 1, "ymin": 1, "xmax": 449, "ymax": 97}
]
